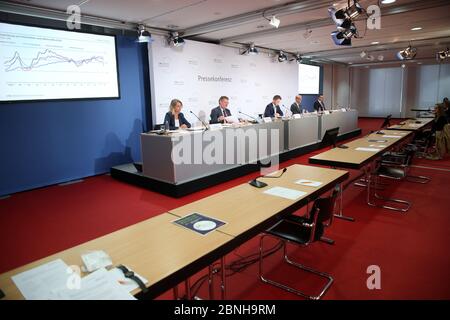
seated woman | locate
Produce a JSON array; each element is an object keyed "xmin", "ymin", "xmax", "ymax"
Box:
[
  {"xmin": 163, "ymin": 99, "xmax": 191, "ymax": 130},
  {"xmin": 427, "ymin": 103, "xmax": 450, "ymax": 160}
]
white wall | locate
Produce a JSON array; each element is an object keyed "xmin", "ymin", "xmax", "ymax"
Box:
[
  {"xmin": 148, "ymin": 36, "xmax": 298, "ymax": 125},
  {"xmin": 325, "ymin": 63, "xmax": 450, "ymax": 118}
]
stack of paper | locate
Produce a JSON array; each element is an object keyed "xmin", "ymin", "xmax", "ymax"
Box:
[
  {"xmin": 355, "ymin": 147, "xmax": 381, "ymax": 152},
  {"xmin": 263, "ymin": 186, "xmax": 307, "ymax": 200},
  {"xmin": 11, "ymin": 260, "xmax": 146, "ymax": 300}
]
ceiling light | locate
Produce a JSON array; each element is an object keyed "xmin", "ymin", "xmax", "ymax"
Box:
[
  {"xmin": 378, "ymin": 55, "xmax": 384, "ymax": 61},
  {"xmin": 269, "ymin": 16, "xmax": 281, "ymax": 28},
  {"xmin": 396, "ymin": 45, "xmax": 417, "ymax": 60},
  {"xmin": 371, "ymin": 41, "xmax": 379, "ymax": 45},
  {"xmin": 243, "ymin": 43, "xmax": 259, "ymax": 55},
  {"xmin": 169, "ymin": 32, "xmax": 185, "ymax": 47},
  {"xmin": 436, "ymin": 48, "xmax": 450, "ymax": 62},
  {"xmin": 290, "ymin": 53, "xmax": 303, "ymax": 63},
  {"xmin": 277, "ymin": 51, "xmax": 288, "ymax": 62},
  {"xmin": 381, "ymin": 0, "xmax": 396, "ymax": 4},
  {"xmin": 411, "ymin": 27, "xmax": 422, "ymax": 31},
  {"xmin": 360, "ymin": 51, "xmax": 367, "ymax": 58},
  {"xmin": 136, "ymin": 25, "xmax": 152, "ymax": 43},
  {"xmin": 329, "ymin": 1, "xmax": 363, "ymax": 46}
]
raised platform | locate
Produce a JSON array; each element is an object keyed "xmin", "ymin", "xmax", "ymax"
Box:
[{"xmin": 111, "ymin": 128, "xmax": 361, "ymax": 198}]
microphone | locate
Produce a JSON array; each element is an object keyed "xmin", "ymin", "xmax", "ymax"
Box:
[
  {"xmin": 238, "ymin": 111, "xmax": 260, "ymax": 123},
  {"xmin": 248, "ymin": 168, "xmax": 287, "ymax": 188},
  {"xmin": 190, "ymin": 110, "xmax": 209, "ymax": 130}
]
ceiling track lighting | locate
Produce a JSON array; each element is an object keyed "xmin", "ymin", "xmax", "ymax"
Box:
[
  {"xmin": 169, "ymin": 32, "xmax": 185, "ymax": 47},
  {"xmin": 436, "ymin": 48, "xmax": 450, "ymax": 62},
  {"xmin": 329, "ymin": 0, "xmax": 364, "ymax": 46},
  {"xmin": 277, "ymin": 50, "xmax": 288, "ymax": 62},
  {"xmin": 396, "ymin": 45, "xmax": 417, "ymax": 60},
  {"xmin": 263, "ymin": 10, "xmax": 281, "ymax": 28},
  {"xmin": 290, "ymin": 53, "xmax": 303, "ymax": 63},
  {"xmin": 136, "ymin": 24, "xmax": 152, "ymax": 43},
  {"xmin": 242, "ymin": 43, "xmax": 259, "ymax": 55}
]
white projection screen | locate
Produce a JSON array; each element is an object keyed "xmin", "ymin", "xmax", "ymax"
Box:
[
  {"xmin": 298, "ymin": 63, "xmax": 320, "ymax": 95},
  {"xmin": 0, "ymin": 22, "xmax": 120, "ymax": 102}
]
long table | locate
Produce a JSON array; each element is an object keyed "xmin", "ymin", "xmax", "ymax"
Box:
[
  {"xmin": 141, "ymin": 110, "xmax": 358, "ymax": 184},
  {"xmin": 309, "ymin": 130, "xmax": 414, "ymax": 214},
  {"xmin": 387, "ymin": 118, "xmax": 434, "ymax": 132},
  {"xmin": 0, "ymin": 164, "xmax": 348, "ymax": 300}
]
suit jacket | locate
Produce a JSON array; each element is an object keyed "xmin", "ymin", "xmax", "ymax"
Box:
[
  {"xmin": 210, "ymin": 106, "xmax": 232, "ymax": 124},
  {"xmin": 290, "ymin": 102, "xmax": 303, "ymax": 115},
  {"xmin": 163, "ymin": 112, "xmax": 191, "ymax": 130},
  {"xmin": 264, "ymin": 103, "xmax": 284, "ymax": 118},
  {"xmin": 313, "ymin": 100, "xmax": 326, "ymax": 112}
]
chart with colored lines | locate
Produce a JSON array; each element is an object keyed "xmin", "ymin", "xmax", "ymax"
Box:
[{"xmin": 0, "ymin": 22, "xmax": 119, "ymax": 102}]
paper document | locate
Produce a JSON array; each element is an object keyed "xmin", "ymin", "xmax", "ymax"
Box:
[
  {"xmin": 356, "ymin": 147, "xmax": 381, "ymax": 152},
  {"xmin": 382, "ymin": 135, "xmax": 401, "ymax": 138},
  {"xmin": 225, "ymin": 116, "xmax": 239, "ymax": 124},
  {"xmin": 295, "ymin": 179, "xmax": 323, "ymax": 187},
  {"xmin": 11, "ymin": 259, "xmax": 69, "ymax": 300},
  {"xmin": 55, "ymin": 268, "xmax": 136, "ymax": 300},
  {"xmin": 263, "ymin": 187, "xmax": 307, "ymax": 200},
  {"xmin": 108, "ymin": 267, "xmax": 148, "ymax": 293},
  {"xmin": 369, "ymin": 144, "xmax": 387, "ymax": 148}
]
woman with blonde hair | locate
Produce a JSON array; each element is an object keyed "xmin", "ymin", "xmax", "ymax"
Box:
[
  {"xmin": 163, "ymin": 99, "xmax": 191, "ymax": 130},
  {"xmin": 427, "ymin": 103, "xmax": 450, "ymax": 160}
]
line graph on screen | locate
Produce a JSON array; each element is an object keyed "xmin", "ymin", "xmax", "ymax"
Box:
[
  {"xmin": 4, "ymin": 49, "xmax": 105, "ymax": 72},
  {"xmin": 0, "ymin": 21, "xmax": 119, "ymax": 101}
]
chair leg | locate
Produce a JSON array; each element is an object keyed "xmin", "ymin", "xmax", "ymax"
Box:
[
  {"xmin": 320, "ymin": 236, "xmax": 335, "ymax": 245},
  {"xmin": 367, "ymin": 175, "xmax": 411, "ymax": 213},
  {"xmin": 406, "ymin": 175, "xmax": 431, "ymax": 184},
  {"xmin": 259, "ymin": 235, "xmax": 333, "ymax": 300}
]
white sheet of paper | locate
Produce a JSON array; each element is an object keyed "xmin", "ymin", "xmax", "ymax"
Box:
[
  {"xmin": 295, "ymin": 179, "xmax": 323, "ymax": 187},
  {"xmin": 263, "ymin": 117, "xmax": 272, "ymax": 123},
  {"xmin": 293, "ymin": 114, "xmax": 302, "ymax": 119},
  {"xmin": 356, "ymin": 147, "xmax": 381, "ymax": 152},
  {"xmin": 225, "ymin": 116, "xmax": 239, "ymax": 124},
  {"xmin": 369, "ymin": 144, "xmax": 387, "ymax": 148},
  {"xmin": 107, "ymin": 267, "xmax": 148, "ymax": 293},
  {"xmin": 11, "ymin": 259, "xmax": 69, "ymax": 300},
  {"xmin": 55, "ymin": 268, "xmax": 136, "ymax": 300},
  {"xmin": 263, "ymin": 187, "xmax": 307, "ymax": 200},
  {"xmin": 382, "ymin": 135, "xmax": 401, "ymax": 138}
]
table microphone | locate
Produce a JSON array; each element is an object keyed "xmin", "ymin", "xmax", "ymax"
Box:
[
  {"xmin": 249, "ymin": 168, "xmax": 287, "ymax": 188},
  {"xmin": 190, "ymin": 110, "xmax": 209, "ymax": 130},
  {"xmin": 238, "ymin": 111, "xmax": 259, "ymax": 123}
]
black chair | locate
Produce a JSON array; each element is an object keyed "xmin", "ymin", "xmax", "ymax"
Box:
[
  {"xmin": 259, "ymin": 189, "xmax": 338, "ymax": 300},
  {"xmin": 380, "ymin": 144, "xmax": 430, "ymax": 184}
]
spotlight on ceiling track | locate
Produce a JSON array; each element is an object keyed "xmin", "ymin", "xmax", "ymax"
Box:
[
  {"xmin": 436, "ymin": 48, "xmax": 450, "ymax": 62},
  {"xmin": 290, "ymin": 53, "xmax": 303, "ymax": 63},
  {"xmin": 329, "ymin": 0, "xmax": 364, "ymax": 46},
  {"xmin": 263, "ymin": 11, "xmax": 281, "ymax": 29},
  {"xmin": 242, "ymin": 43, "xmax": 259, "ymax": 55},
  {"xmin": 169, "ymin": 32, "xmax": 185, "ymax": 47},
  {"xmin": 277, "ymin": 51, "xmax": 288, "ymax": 62},
  {"xmin": 269, "ymin": 16, "xmax": 281, "ymax": 28},
  {"xmin": 396, "ymin": 45, "xmax": 417, "ymax": 60},
  {"xmin": 136, "ymin": 25, "xmax": 152, "ymax": 43}
]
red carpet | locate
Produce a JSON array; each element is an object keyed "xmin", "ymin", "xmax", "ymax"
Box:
[{"xmin": 1, "ymin": 118, "xmax": 449, "ymax": 299}]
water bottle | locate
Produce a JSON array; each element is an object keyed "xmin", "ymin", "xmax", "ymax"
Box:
[{"xmin": 164, "ymin": 120, "xmax": 169, "ymax": 132}]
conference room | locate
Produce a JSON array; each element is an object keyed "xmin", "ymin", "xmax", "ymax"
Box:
[{"xmin": 0, "ymin": 0, "xmax": 449, "ymax": 306}]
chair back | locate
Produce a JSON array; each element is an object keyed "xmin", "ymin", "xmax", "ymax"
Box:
[{"xmin": 310, "ymin": 185, "xmax": 339, "ymax": 225}]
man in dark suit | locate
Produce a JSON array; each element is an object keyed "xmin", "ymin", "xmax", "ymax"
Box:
[
  {"xmin": 264, "ymin": 95, "xmax": 284, "ymax": 118},
  {"xmin": 290, "ymin": 95, "xmax": 303, "ymax": 114},
  {"xmin": 210, "ymin": 96, "xmax": 232, "ymax": 124},
  {"xmin": 313, "ymin": 94, "xmax": 326, "ymax": 112}
]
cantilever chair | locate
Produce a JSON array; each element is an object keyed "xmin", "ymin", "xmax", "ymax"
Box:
[
  {"xmin": 259, "ymin": 189, "xmax": 339, "ymax": 300},
  {"xmin": 380, "ymin": 144, "xmax": 431, "ymax": 184}
]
